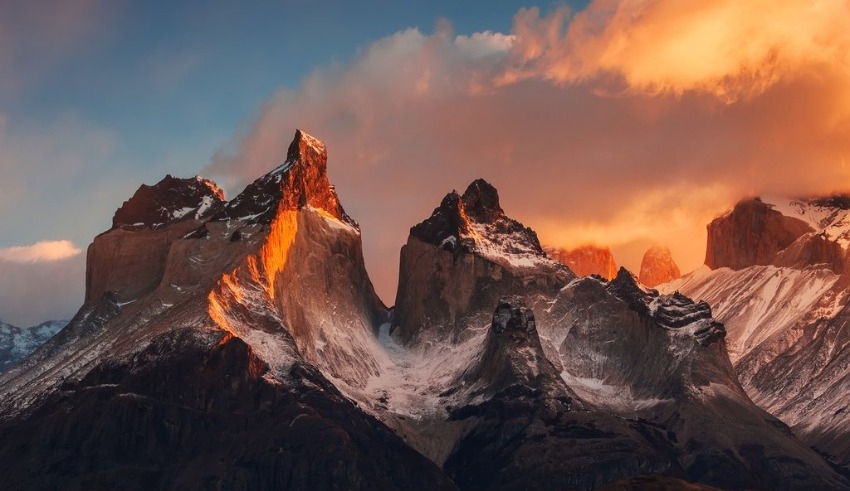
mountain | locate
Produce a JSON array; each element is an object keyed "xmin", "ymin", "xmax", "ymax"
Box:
[
  {"xmin": 639, "ymin": 245, "xmax": 681, "ymax": 287},
  {"xmin": 665, "ymin": 195, "xmax": 850, "ymax": 470},
  {"xmin": 0, "ymin": 130, "xmax": 451, "ymax": 491},
  {"xmin": 0, "ymin": 133, "xmax": 847, "ymax": 490},
  {"xmin": 546, "ymin": 244, "xmax": 618, "ymax": 280},
  {"xmin": 0, "ymin": 320, "xmax": 65, "ymax": 373},
  {"xmin": 384, "ymin": 180, "xmax": 844, "ymax": 490}
]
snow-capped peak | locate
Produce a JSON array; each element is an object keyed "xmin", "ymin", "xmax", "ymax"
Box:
[{"xmin": 409, "ymin": 179, "xmax": 557, "ymax": 270}]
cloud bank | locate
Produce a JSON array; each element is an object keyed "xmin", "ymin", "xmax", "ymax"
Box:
[{"xmin": 205, "ymin": 0, "xmax": 850, "ymax": 303}]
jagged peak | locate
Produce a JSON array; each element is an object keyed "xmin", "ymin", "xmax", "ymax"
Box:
[
  {"xmin": 112, "ymin": 174, "xmax": 226, "ymax": 230},
  {"xmin": 409, "ymin": 179, "xmax": 551, "ymax": 269},
  {"xmin": 286, "ymin": 128, "xmax": 327, "ymax": 162},
  {"xmin": 217, "ymin": 129, "xmax": 354, "ymax": 227},
  {"xmin": 461, "ymin": 179, "xmax": 504, "ymax": 223}
]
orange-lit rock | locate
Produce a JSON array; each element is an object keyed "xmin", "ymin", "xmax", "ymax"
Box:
[
  {"xmin": 638, "ymin": 245, "xmax": 681, "ymax": 287},
  {"xmin": 545, "ymin": 245, "xmax": 618, "ymax": 280},
  {"xmin": 704, "ymin": 197, "xmax": 813, "ymax": 270}
]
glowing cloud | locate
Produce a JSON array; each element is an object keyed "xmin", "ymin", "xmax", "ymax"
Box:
[
  {"xmin": 507, "ymin": 0, "xmax": 850, "ymax": 101},
  {"xmin": 0, "ymin": 240, "xmax": 82, "ymax": 263},
  {"xmin": 205, "ymin": 2, "xmax": 850, "ymax": 303}
]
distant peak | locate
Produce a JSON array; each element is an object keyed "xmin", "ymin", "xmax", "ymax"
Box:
[
  {"xmin": 638, "ymin": 244, "xmax": 680, "ymax": 287},
  {"xmin": 546, "ymin": 244, "xmax": 617, "ymax": 280}
]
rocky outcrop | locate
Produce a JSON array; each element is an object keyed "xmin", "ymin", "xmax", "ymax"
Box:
[
  {"xmin": 393, "ymin": 179, "xmax": 571, "ymax": 345},
  {"xmin": 638, "ymin": 245, "xmax": 681, "ymax": 287},
  {"xmin": 774, "ymin": 232, "xmax": 845, "ymax": 273},
  {"xmin": 546, "ymin": 245, "xmax": 618, "ymax": 279},
  {"xmin": 545, "ymin": 269, "xmax": 845, "ymax": 490},
  {"xmin": 704, "ymin": 197, "xmax": 813, "ymax": 270}
]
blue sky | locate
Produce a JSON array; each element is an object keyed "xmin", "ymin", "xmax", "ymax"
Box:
[{"xmin": 2, "ymin": 0, "xmax": 849, "ymax": 325}]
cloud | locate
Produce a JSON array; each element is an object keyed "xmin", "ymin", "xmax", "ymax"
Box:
[
  {"xmin": 204, "ymin": 1, "xmax": 850, "ymax": 303},
  {"xmin": 506, "ymin": 1, "xmax": 850, "ymax": 101},
  {"xmin": 0, "ymin": 240, "xmax": 82, "ymax": 263}
]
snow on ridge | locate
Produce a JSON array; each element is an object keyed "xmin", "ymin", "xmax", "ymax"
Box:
[
  {"xmin": 464, "ymin": 221, "xmax": 555, "ymax": 269},
  {"xmin": 762, "ymin": 195, "xmax": 850, "ymax": 249},
  {"xmin": 662, "ymin": 265, "xmax": 840, "ymax": 362}
]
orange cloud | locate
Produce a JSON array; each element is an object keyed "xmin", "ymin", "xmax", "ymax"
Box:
[
  {"xmin": 507, "ymin": 1, "xmax": 850, "ymax": 101},
  {"xmin": 0, "ymin": 240, "xmax": 82, "ymax": 263},
  {"xmin": 205, "ymin": 2, "xmax": 850, "ymax": 304}
]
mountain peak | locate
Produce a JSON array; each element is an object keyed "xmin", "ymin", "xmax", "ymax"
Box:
[
  {"xmin": 219, "ymin": 130, "xmax": 353, "ymax": 226},
  {"xmin": 112, "ymin": 174, "xmax": 225, "ymax": 230},
  {"xmin": 638, "ymin": 245, "xmax": 681, "ymax": 287},
  {"xmin": 286, "ymin": 128, "xmax": 327, "ymax": 163},
  {"xmin": 409, "ymin": 178, "xmax": 546, "ymax": 265},
  {"xmin": 461, "ymin": 179, "xmax": 503, "ymax": 223}
]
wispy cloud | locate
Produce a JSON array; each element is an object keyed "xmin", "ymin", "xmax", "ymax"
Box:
[{"xmin": 0, "ymin": 240, "xmax": 82, "ymax": 263}]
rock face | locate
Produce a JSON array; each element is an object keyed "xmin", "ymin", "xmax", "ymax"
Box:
[
  {"xmin": 638, "ymin": 245, "xmax": 681, "ymax": 287},
  {"xmin": 667, "ymin": 194, "xmax": 850, "ymax": 471},
  {"xmin": 2, "ymin": 140, "xmax": 849, "ymax": 490},
  {"xmin": 704, "ymin": 197, "xmax": 813, "ymax": 270},
  {"xmin": 546, "ymin": 244, "xmax": 618, "ymax": 279},
  {"xmin": 0, "ymin": 320, "xmax": 65, "ymax": 373},
  {"xmin": 393, "ymin": 179, "xmax": 570, "ymax": 345}
]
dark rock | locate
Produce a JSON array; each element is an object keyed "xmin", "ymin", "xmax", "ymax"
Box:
[
  {"xmin": 0, "ymin": 329, "xmax": 456, "ymax": 491},
  {"xmin": 112, "ymin": 175, "xmax": 224, "ymax": 230}
]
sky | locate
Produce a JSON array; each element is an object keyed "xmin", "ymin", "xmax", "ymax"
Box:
[{"xmin": 2, "ymin": 0, "xmax": 849, "ymax": 326}]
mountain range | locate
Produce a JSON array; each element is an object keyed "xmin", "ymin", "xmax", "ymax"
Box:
[{"xmin": 0, "ymin": 130, "xmax": 848, "ymax": 490}]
